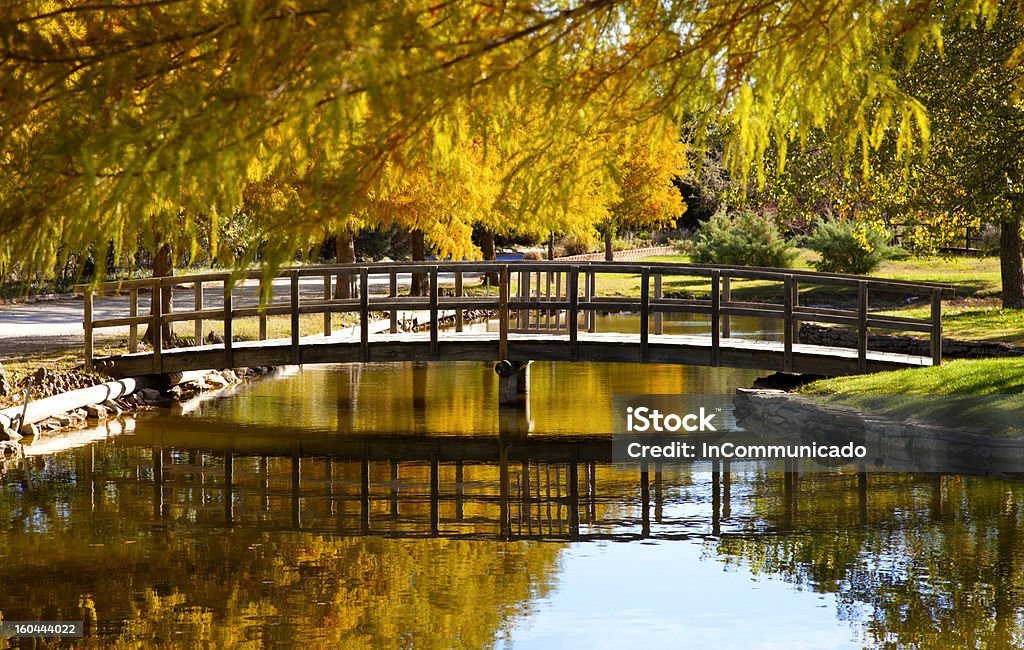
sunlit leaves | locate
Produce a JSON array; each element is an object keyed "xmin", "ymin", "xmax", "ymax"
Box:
[{"xmin": 0, "ymin": 0, "xmax": 1009, "ymax": 276}]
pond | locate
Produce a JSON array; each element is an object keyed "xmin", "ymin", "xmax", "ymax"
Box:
[{"xmin": 1, "ymin": 315, "xmax": 1023, "ymax": 648}]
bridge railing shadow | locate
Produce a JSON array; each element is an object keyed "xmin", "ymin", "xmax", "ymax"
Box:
[{"xmin": 79, "ymin": 261, "xmax": 952, "ymax": 374}]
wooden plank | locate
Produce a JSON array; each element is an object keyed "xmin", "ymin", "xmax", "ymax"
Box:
[
  {"xmin": 857, "ymin": 281, "xmax": 868, "ymax": 372},
  {"xmin": 223, "ymin": 282, "xmax": 233, "ymax": 368},
  {"xmin": 323, "ymin": 274, "xmax": 332, "ymax": 336},
  {"xmin": 722, "ymin": 275, "xmax": 731, "ymax": 338},
  {"xmin": 194, "ymin": 281, "xmax": 203, "ymax": 345},
  {"xmin": 640, "ymin": 269, "xmax": 650, "ymax": 362},
  {"xmin": 361, "ymin": 268, "xmax": 370, "ymax": 361},
  {"xmin": 783, "ymin": 275, "xmax": 793, "ymax": 372},
  {"xmin": 569, "ymin": 269, "xmax": 579, "ymax": 361},
  {"xmin": 455, "ymin": 271, "xmax": 464, "ymax": 333},
  {"xmin": 931, "ymin": 288, "xmax": 942, "ymax": 366},
  {"xmin": 389, "ymin": 270, "xmax": 398, "ymax": 334},
  {"xmin": 129, "ymin": 287, "xmax": 138, "ymax": 353},
  {"xmin": 499, "ymin": 265, "xmax": 509, "ymax": 359},
  {"xmin": 83, "ymin": 289, "xmax": 94, "ymax": 371},
  {"xmin": 291, "ymin": 271, "xmax": 300, "ymax": 364},
  {"xmin": 711, "ymin": 270, "xmax": 720, "ymax": 367}
]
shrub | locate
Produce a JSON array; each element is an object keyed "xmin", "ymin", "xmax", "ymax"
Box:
[
  {"xmin": 802, "ymin": 220, "xmax": 900, "ymax": 274},
  {"xmin": 692, "ymin": 210, "xmax": 798, "ymax": 268},
  {"xmin": 557, "ymin": 232, "xmax": 596, "ymax": 257},
  {"xmin": 976, "ymin": 223, "xmax": 1001, "ymax": 255}
]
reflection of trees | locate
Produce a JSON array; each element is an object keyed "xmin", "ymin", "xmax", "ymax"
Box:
[
  {"xmin": 187, "ymin": 361, "xmax": 761, "ymax": 436},
  {"xmin": 0, "ymin": 449, "xmax": 563, "ymax": 648},
  {"xmin": 713, "ymin": 473, "xmax": 1024, "ymax": 648}
]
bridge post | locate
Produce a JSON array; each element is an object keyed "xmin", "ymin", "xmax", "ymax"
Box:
[
  {"xmin": 290, "ymin": 271, "xmax": 300, "ymax": 364},
  {"xmin": 389, "ymin": 270, "xmax": 398, "ymax": 334},
  {"xmin": 857, "ymin": 281, "xmax": 868, "ymax": 372},
  {"xmin": 361, "ymin": 268, "xmax": 370, "ymax": 361},
  {"xmin": 153, "ymin": 280, "xmax": 163, "ymax": 374},
  {"xmin": 323, "ymin": 274, "xmax": 332, "ymax": 336},
  {"xmin": 930, "ymin": 288, "xmax": 942, "ymax": 366},
  {"xmin": 568, "ymin": 268, "xmax": 579, "ymax": 361},
  {"xmin": 711, "ymin": 270, "xmax": 721, "ymax": 367},
  {"xmin": 83, "ymin": 288, "xmax": 94, "ymax": 371},
  {"xmin": 721, "ymin": 274, "xmax": 731, "ymax": 338},
  {"xmin": 223, "ymin": 281, "xmax": 233, "ymax": 368},
  {"xmin": 495, "ymin": 360, "xmax": 530, "ymax": 405},
  {"xmin": 194, "ymin": 281, "xmax": 203, "ymax": 345},
  {"xmin": 455, "ymin": 271, "xmax": 464, "ymax": 332},
  {"xmin": 129, "ymin": 287, "xmax": 139, "ymax": 353},
  {"xmin": 640, "ymin": 269, "xmax": 650, "ymax": 362},
  {"xmin": 783, "ymin": 275, "xmax": 793, "ymax": 372},
  {"xmin": 429, "ymin": 267, "xmax": 439, "ymax": 360},
  {"xmin": 653, "ymin": 273, "xmax": 663, "ymax": 335},
  {"xmin": 499, "ymin": 265, "xmax": 509, "ymax": 360}
]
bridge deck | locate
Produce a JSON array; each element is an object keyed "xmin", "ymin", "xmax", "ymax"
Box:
[{"xmin": 102, "ymin": 330, "xmax": 930, "ymax": 376}]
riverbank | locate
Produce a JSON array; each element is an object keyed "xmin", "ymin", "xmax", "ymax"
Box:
[{"xmin": 0, "ymin": 365, "xmax": 275, "ymax": 459}]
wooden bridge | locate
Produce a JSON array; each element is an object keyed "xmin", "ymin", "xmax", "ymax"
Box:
[{"xmin": 82, "ymin": 261, "xmax": 950, "ymax": 379}]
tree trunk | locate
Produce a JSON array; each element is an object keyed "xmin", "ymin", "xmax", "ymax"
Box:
[
  {"xmin": 604, "ymin": 229, "xmax": 614, "ymax": 262},
  {"xmin": 548, "ymin": 231, "xmax": 556, "ymax": 260},
  {"xmin": 1000, "ymin": 216, "xmax": 1024, "ymax": 309},
  {"xmin": 144, "ymin": 243, "xmax": 174, "ymax": 346},
  {"xmin": 334, "ymin": 230, "xmax": 356, "ymax": 299},
  {"xmin": 480, "ymin": 230, "xmax": 499, "ymax": 285},
  {"xmin": 410, "ymin": 230, "xmax": 428, "ymax": 296}
]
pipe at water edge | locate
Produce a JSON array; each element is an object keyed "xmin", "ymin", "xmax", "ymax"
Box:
[{"xmin": 0, "ymin": 376, "xmax": 160, "ymax": 431}]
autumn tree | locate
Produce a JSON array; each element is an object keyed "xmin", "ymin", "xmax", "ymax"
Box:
[
  {"xmin": 0, "ymin": 0, "xmax": 1003, "ymax": 276},
  {"xmin": 598, "ymin": 126, "xmax": 688, "ymax": 260}
]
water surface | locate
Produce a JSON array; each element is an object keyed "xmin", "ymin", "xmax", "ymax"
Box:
[{"xmin": 2, "ymin": 317, "xmax": 1023, "ymax": 648}]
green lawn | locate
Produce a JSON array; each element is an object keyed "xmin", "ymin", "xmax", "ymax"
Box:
[
  {"xmin": 801, "ymin": 358, "xmax": 1024, "ymax": 395},
  {"xmin": 797, "ymin": 358, "xmax": 1024, "ymax": 436}
]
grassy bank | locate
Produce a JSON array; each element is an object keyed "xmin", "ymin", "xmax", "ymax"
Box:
[{"xmin": 801, "ymin": 358, "xmax": 1024, "ymax": 395}]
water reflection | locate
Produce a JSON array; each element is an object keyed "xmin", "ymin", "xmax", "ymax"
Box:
[{"xmin": 2, "ymin": 358, "xmax": 1024, "ymax": 648}]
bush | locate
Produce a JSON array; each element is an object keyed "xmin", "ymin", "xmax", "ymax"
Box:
[
  {"xmin": 802, "ymin": 220, "xmax": 900, "ymax": 274},
  {"xmin": 557, "ymin": 232, "xmax": 596, "ymax": 257},
  {"xmin": 692, "ymin": 210, "xmax": 798, "ymax": 268}
]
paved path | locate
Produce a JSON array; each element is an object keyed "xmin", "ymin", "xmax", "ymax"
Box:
[{"xmin": 0, "ymin": 272, "xmax": 483, "ymax": 359}]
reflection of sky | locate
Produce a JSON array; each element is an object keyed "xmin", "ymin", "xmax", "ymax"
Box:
[{"xmin": 505, "ymin": 541, "xmax": 862, "ymax": 649}]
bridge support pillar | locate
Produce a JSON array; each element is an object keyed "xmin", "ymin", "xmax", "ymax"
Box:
[{"xmin": 495, "ymin": 360, "xmax": 530, "ymax": 405}]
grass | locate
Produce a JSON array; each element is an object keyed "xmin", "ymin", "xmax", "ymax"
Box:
[
  {"xmin": 797, "ymin": 358, "xmax": 1024, "ymax": 437},
  {"xmin": 801, "ymin": 358, "xmax": 1024, "ymax": 395}
]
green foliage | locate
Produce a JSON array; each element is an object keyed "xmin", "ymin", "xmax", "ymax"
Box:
[
  {"xmin": 692, "ymin": 210, "xmax": 798, "ymax": 268},
  {"xmin": 802, "ymin": 220, "xmax": 901, "ymax": 274}
]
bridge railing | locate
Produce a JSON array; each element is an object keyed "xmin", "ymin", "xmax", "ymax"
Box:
[{"xmin": 80, "ymin": 261, "xmax": 951, "ymax": 373}]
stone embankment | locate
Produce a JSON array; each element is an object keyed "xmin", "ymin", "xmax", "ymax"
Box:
[
  {"xmin": 0, "ymin": 366, "xmax": 272, "ymax": 459},
  {"xmin": 799, "ymin": 323, "xmax": 1024, "ymax": 359},
  {"xmin": 734, "ymin": 388, "xmax": 1024, "ymax": 475}
]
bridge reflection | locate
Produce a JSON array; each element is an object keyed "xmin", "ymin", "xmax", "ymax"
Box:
[{"xmin": 58, "ymin": 431, "xmax": 891, "ymax": 543}]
